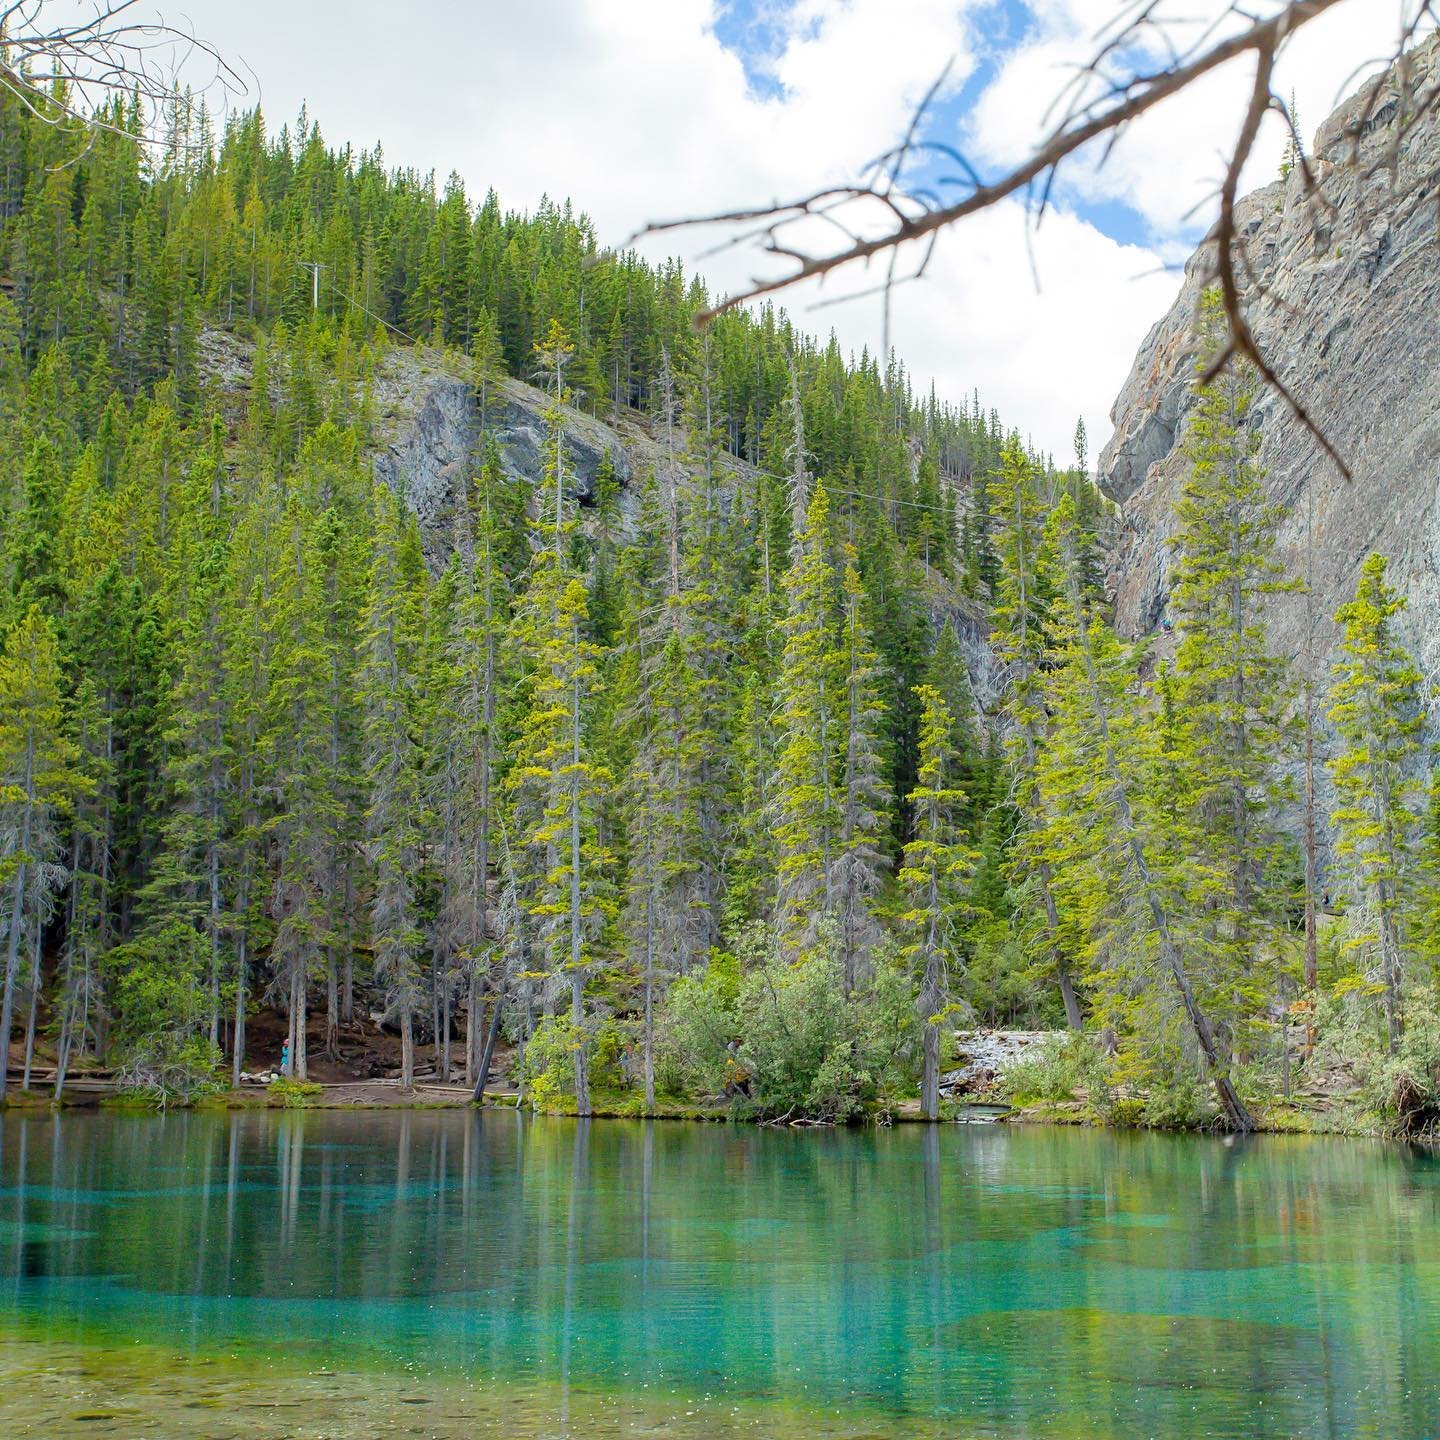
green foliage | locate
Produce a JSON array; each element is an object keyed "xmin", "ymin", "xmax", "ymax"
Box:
[
  {"xmin": 102, "ymin": 923, "xmax": 221, "ymax": 1103},
  {"xmin": 268, "ymin": 1076, "xmax": 325, "ymax": 1106},
  {"xmin": 522, "ymin": 1012, "xmax": 629, "ymax": 1112},
  {"xmin": 2, "ymin": 63, "xmax": 1432, "ymax": 1135},
  {"xmin": 1003, "ymin": 1036, "xmax": 1085, "ymax": 1106},
  {"xmin": 1327, "ymin": 552, "xmax": 1426, "ymax": 1049}
]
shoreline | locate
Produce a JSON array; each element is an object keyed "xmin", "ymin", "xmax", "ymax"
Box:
[{"xmin": 0, "ymin": 1083, "xmax": 1384, "ymax": 1138}]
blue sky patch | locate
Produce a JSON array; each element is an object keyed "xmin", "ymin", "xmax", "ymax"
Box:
[{"xmin": 710, "ymin": 0, "xmax": 1178, "ymax": 251}]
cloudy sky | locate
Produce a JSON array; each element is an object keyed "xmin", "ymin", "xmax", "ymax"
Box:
[{"xmin": 166, "ymin": 0, "xmax": 1424, "ymax": 460}]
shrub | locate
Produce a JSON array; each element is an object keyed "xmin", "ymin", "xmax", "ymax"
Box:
[
  {"xmin": 269, "ymin": 1077, "xmax": 324, "ymax": 1107},
  {"xmin": 655, "ymin": 938, "xmax": 745, "ymax": 1099},
  {"xmin": 736, "ymin": 943, "xmax": 861, "ymax": 1120},
  {"xmin": 103, "ymin": 924, "xmax": 221, "ymax": 1106},
  {"xmin": 735, "ymin": 925, "xmax": 918, "ymax": 1123},
  {"xmin": 1140, "ymin": 1073, "xmax": 1209, "ymax": 1130},
  {"xmin": 1003, "ymin": 1035, "xmax": 1083, "ymax": 1106},
  {"xmin": 1331, "ymin": 983, "xmax": 1440, "ymax": 1138},
  {"xmin": 521, "ymin": 1012, "xmax": 629, "ymax": 1111}
]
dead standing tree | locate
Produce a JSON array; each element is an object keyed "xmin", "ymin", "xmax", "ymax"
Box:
[{"xmin": 640, "ymin": 0, "xmax": 1440, "ymax": 478}]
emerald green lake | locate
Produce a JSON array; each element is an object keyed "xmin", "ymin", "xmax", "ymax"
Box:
[{"xmin": 2, "ymin": 1111, "xmax": 1438, "ymax": 1438}]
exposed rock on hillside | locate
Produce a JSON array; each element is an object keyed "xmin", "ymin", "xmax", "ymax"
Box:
[
  {"xmin": 371, "ymin": 345, "xmax": 1005, "ymax": 710},
  {"xmin": 1100, "ymin": 36, "xmax": 1440, "ymax": 692},
  {"xmin": 370, "ymin": 349, "xmax": 636, "ymax": 542}
]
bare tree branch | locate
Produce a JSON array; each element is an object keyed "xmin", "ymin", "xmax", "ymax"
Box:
[
  {"xmin": 634, "ymin": 1, "xmax": 1439, "ymax": 475},
  {"xmin": 0, "ymin": 0, "xmax": 244, "ymax": 157}
]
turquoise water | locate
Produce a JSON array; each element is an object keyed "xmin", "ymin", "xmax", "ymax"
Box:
[{"xmin": 2, "ymin": 1110, "xmax": 1440, "ymax": 1437}]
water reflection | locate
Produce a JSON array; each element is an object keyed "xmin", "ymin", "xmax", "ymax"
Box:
[{"xmin": 3, "ymin": 1111, "xmax": 1440, "ymax": 1437}]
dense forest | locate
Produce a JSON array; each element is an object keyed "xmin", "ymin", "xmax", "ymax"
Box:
[{"xmin": 2, "ymin": 81, "xmax": 1437, "ymax": 1133}]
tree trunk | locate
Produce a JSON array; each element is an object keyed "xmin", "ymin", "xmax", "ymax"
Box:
[
  {"xmin": 400, "ymin": 1003, "xmax": 415, "ymax": 1089},
  {"xmin": 1302, "ymin": 692, "xmax": 1319, "ymax": 1055},
  {"xmin": 293, "ymin": 967, "xmax": 308, "ymax": 1081},
  {"xmin": 22, "ymin": 919, "xmax": 42, "ymax": 1092},
  {"xmin": 1379, "ymin": 897, "xmax": 1404, "ymax": 1054},
  {"xmin": 921, "ymin": 1019, "xmax": 940, "ymax": 1122},
  {"xmin": 571, "ymin": 973, "xmax": 590, "ymax": 1118},
  {"xmin": 441, "ymin": 977, "xmax": 452, "ymax": 1081},
  {"xmin": 643, "ymin": 889, "xmax": 656, "ymax": 1113},
  {"xmin": 207, "ymin": 826, "xmax": 222, "ymax": 1048},
  {"xmin": 465, "ymin": 967, "xmax": 479, "ymax": 1088},
  {"xmin": 472, "ymin": 993, "xmax": 504, "ymax": 1104},
  {"xmin": 569, "ymin": 665, "xmax": 590, "ymax": 1119},
  {"xmin": 231, "ymin": 929, "xmax": 247, "ymax": 1089},
  {"xmin": 326, "ymin": 950, "xmax": 339, "ymax": 1059},
  {"xmin": 1, "ymin": 859, "xmax": 30, "ymax": 1102}
]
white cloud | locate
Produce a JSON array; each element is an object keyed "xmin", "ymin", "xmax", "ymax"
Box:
[
  {"xmin": 167, "ymin": 0, "xmax": 1306, "ymax": 456},
  {"xmin": 968, "ymin": 0, "xmax": 1433, "ymax": 246}
]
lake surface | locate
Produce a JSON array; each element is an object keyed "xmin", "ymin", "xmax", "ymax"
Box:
[{"xmin": 2, "ymin": 1111, "xmax": 1438, "ymax": 1439}]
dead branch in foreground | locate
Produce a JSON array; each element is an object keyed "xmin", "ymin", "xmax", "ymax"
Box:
[
  {"xmin": 0, "ymin": 0, "xmax": 245, "ymax": 157},
  {"xmin": 638, "ymin": 1, "xmax": 1440, "ymax": 479}
]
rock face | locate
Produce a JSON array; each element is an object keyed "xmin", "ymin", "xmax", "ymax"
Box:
[
  {"xmin": 370, "ymin": 346, "xmax": 1006, "ymax": 712},
  {"xmin": 1100, "ymin": 36, "xmax": 1440, "ymax": 692},
  {"xmin": 370, "ymin": 350, "xmax": 635, "ymax": 549}
]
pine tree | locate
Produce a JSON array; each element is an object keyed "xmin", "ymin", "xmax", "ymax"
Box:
[
  {"xmin": 1328, "ymin": 553, "xmax": 1424, "ymax": 1052},
  {"xmin": 1165, "ymin": 301, "xmax": 1298, "ymax": 1048},
  {"xmin": 899, "ymin": 685, "xmax": 975, "ymax": 1119},
  {"xmin": 1042, "ymin": 496, "xmax": 1255, "ymax": 1130},
  {"xmin": 441, "ymin": 448, "xmax": 513, "ymax": 1089},
  {"xmin": 266, "ymin": 502, "xmax": 344, "ymax": 1080},
  {"xmin": 507, "ymin": 393, "xmax": 613, "ymax": 1116},
  {"xmin": 771, "ymin": 481, "xmax": 840, "ymax": 952},
  {"xmin": 833, "ymin": 548, "xmax": 890, "ymax": 992},
  {"xmin": 990, "ymin": 434, "xmax": 1082, "ymax": 1028},
  {"xmin": 0, "ymin": 609, "xmax": 87, "ymax": 1098},
  {"xmin": 362, "ymin": 492, "xmax": 429, "ymax": 1087}
]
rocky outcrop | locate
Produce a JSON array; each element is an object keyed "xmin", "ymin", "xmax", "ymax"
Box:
[
  {"xmin": 1100, "ymin": 36, "xmax": 1440, "ymax": 690},
  {"xmin": 370, "ymin": 345, "xmax": 1007, "ymax": 713},
  {"xmin": 370, "ymin": 349, "xmax": 636, "ymax": 551}
]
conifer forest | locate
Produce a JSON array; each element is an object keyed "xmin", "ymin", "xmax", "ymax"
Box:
[{"xmin": 3, "ymin": 43, "xmax": 1440, "ymax": 1145}]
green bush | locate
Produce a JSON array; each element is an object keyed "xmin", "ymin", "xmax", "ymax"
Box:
[
  {"xmin": 657, "ymin": 963, "xmax": 741, "ymax": 1098},
  {"xmin": 1003, "ymin": 1036, "xmax": 1083, "ymax": 1105},
  {"xmin": 734, "ymin": 925, "xmax": 919, "ymax": 1123},
  {"xmin": 103, "ymin": 924, "xmax": 221, "ymax": 1106},
  {"xmin": 269, "ymin": 1076, "xmax": 324, "ymax": 1107},
  {"xmin": 656, "ymin": 923, "xmax": 920, "ymax": 1122},
  {"xmin": 521, "ymin": 1011, "xmax": 629, "ymax": 1111},
  {"xmin": 1328, "ymin": 982, "xmax": 1440, "ymax": 1138},
  {"xmin": 1140, "ymin": 1073, "xmax": 1209, "ymax": 1130}
]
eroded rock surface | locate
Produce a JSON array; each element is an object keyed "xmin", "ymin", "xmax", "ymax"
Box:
[{"xmin": 1100, "ymin": 37, "xmax": 1440, "ymax": 699}]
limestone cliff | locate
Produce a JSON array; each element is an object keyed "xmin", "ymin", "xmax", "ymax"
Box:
[
  {"xmin": 1100, "ymin": 35, "xmax": 1440, "ymax": 692},
  {"xmin": 367, "ymin": 346, "xmax": 1002, "ymax": 707}
]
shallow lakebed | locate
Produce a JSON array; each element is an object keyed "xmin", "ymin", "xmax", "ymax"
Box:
[{"xmin": 2, "ymin": 1110, "xmax": 1438, "ymax": 1437}]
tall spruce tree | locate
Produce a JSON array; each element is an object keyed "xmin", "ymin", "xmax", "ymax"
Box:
[
  {"xmin": 0, "ymin": 609, "xmax": 86, "ymax": 1098},
  {"xmin": 1328, "ymin": 553, "xmax": 1424, "ymax": 1052},
  {"xmin": 990, "ymin": 434, "xmax": 1082, "ymax": 1028},
  {"xmin": 899, "ymin": 685, "xmax": 974, "ymax": 1119}
]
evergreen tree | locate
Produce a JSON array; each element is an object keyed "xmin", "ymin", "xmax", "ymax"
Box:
[
  {"xmin": 507, "ymin": 391, "xmax": 613, "ymax": 1116},
  {"xmin": 990, "ymin": 434, "xmax": 1082, "ymax": 1028},
  {"xmin": 899, "ymin": 685, "xmax": 974, "ymax": 1119},
  {"xmin": 362, "ymin": 493, "xmax": 428, "ymax": 1087},
  {"xmin": 1328, "ymin": 553, "xmax": 1424, "ymax": 1052},
  {"xmin": 1166, "ymin": 304, "xmax": 1298, "ymax": 1045},
  {"xmin": 771, "ymin": 481, "xmax": 840, "ymax": 952},
  {"xmin": 0, "ymin": 609, "xmax": 86, "ymax": 1098}
]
